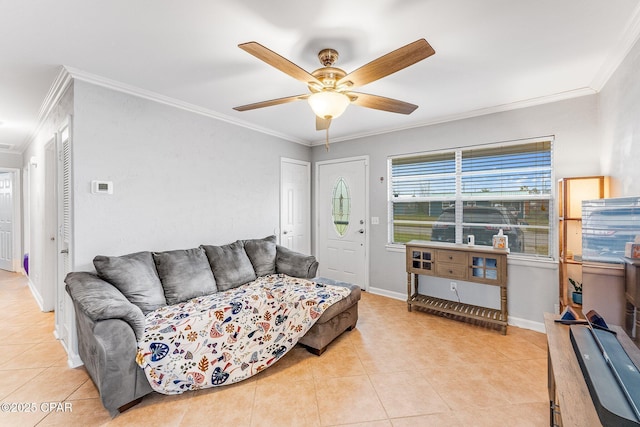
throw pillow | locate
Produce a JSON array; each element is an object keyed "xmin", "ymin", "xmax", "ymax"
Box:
[
  {"xmin": 201, "ymin": 240, "xmax": 257, "ymax": 291},
  {"xmin": 152, "ymin": 247, "xmax": 217, "ymax": 305},
  {"xmin": 93, "ymin": 251, "xmax": 167, "ymax": 314},
  {"xmin": 243, "ymin": 235, "xmax": 277, "ymax": 277}
]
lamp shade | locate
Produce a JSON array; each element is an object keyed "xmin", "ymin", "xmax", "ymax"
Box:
[{"xmin": 308, "ymin": 91, "xmax": 350, "ymax": 119}]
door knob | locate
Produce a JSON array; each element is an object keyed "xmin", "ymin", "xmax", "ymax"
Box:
[
  {"xmin": 60, "ymin": 249, "xmax": 69, "ymax": 254},
  {"xmin": 358, "ymin": 229, "xmax": 365, "ymax": 234},
  {"xmin": 283, "ymin": 231, "xmax": 288, "ymax": 235}
]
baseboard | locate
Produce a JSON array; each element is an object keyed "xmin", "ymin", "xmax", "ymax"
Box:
[
  {"xmin": 27, "ymin": 278, "xmax": 46, "ymax": 312},
  {"xmin": 508, "ymin": 316, "xmax": 546, "ymax": 333},
  {"xmin": 368, "ymin": 286, "xmax": 546, "ymax": 333},
  {"xmin": 67, "ymin": 354, "xmax": 83, "ymax": 368},
  {"xmin": 367, "ymin": 287, "xmax": 406, "ymax": 301},
  {"xmin": 59, "ymin": 338, "xmax": 83, "ymax": 368}
]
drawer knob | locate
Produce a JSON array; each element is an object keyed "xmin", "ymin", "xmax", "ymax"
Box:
[
  {"xmin": 449, "ymin": 270, "xmax": 453, "ymax": 274},
  {"xmin": 449, "ymin": 256, "xmax": 453, "ymax": 260}
]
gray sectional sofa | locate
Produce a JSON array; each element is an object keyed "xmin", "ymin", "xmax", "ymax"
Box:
[{"xmin": 65, "ymin": 236, "xmax": 360, "ymax": 416}]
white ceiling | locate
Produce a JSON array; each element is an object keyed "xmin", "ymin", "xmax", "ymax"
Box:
[{"xmin": 1, "ymin": 0, "xmax": 640, "ymax": 152}]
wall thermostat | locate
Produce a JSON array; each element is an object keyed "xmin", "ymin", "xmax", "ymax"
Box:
[{"xmin": 91, "ymin": 180, "xmax": 113, "ymax": 195}]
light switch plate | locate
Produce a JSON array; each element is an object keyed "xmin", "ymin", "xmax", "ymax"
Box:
[{"xmin": 371, "ymin": 216, "xmax": 380, "ymax": 225}]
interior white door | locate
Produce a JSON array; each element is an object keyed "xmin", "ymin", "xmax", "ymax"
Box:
[
  {"xmin": 317, "ymin": 158, "xmax": 368, "ymax": 288},
  {"xmin": 0, "ymin": 172, "xmax": 13, "ymax": 271},
  {"xmin": 280, "ymin": 158, "xmax": 311, "ymax": 254},
  {"xmin": 43, "ymin": 138, "xmax": 58, "ymax": 311},
  {"xmin": 55, "ymin": 119, "xmax": 81, "ymax": 366}
]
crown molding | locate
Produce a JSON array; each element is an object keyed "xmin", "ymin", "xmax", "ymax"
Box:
[
  {"xmin": 590, "ymin": 3, "xmax": 640, "ymax": 90},
  {"xmin": 38, "ymin": 67, "xmax": 74, "ymax": 125},
  {"xmin": 311, "ymin": 87, "xmax": 596, "ymax": 147},
  {"xmin": 64, "ymin": 67, "xmax": 310, "ymax": 147},
  {"xmin": 18, "ymin": 67, "xmax": 73, "ymax": 153},
  {"xmin": 28, "ymin": 44, "xmax": 627, "ymax": 154}
]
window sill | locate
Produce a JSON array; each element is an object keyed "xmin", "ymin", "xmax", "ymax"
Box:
[{"xmin": 385, "ymin": 243, "xmax": 405, "ymax": 253}]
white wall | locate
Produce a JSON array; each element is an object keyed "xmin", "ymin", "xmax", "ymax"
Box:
[
  {"xmin": 599, "ymin": 36, "xmax": 640, "ymax": 197},
  {"xmin": 0, "ymin": 152, "xmax": 23, "ymax": 169},
  {"xmin": 311, "ymin": 95, "xmax": 602, "ymax": 329},
  {"xmin": 71, "ymin": 80, "xmax": 310, "ymax": 271}
]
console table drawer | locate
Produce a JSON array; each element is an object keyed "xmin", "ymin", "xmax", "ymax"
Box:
[
  {"xmin": 436, "ymin": 250, "xmax": 467, "ymax": 264},
  {"xmin": 436, "ymin": 262, "xmax": 468, "ymax": 280}
]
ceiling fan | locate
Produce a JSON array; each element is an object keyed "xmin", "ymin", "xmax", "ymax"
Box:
[{"xmin": 233, "ymin": 38, "xmax": 435, "ymax": 147}]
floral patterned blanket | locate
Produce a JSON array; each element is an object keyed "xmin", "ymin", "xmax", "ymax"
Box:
[{"xmin": 136, "ymin": 274, "xmax": 350, "ymax": 394}]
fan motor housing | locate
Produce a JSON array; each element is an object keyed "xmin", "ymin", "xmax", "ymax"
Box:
[{"xmin": 310, "ymin": 67, "xmax": 346, "ymax": 91}]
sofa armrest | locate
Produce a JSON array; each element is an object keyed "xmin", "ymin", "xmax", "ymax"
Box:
[
  {"xmin": 275, "ymin": 245, "xmax": 319, "ymax": 278},
  {"xmin": 65, "ymin": 272, "xmax": 145, "ymax": 341},
  {"xmin": 73, "ymin": 305, "xmax": 153, "ymax": 416}
]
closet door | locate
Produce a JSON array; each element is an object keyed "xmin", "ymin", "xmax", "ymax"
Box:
[{"xmin": 54, "ymin": 117, "xmax": 80, "ymax": 366}]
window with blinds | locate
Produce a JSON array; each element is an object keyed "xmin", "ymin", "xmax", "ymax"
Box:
[{"xmin": 389, "ymin": 140, "xmax": 553, "ymax": 257}]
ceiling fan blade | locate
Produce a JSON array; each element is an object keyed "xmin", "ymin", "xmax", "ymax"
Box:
[
  {"xmin": 233, "ymin": 94, "xmax": 309, "ymax": 112},
  {"xmin": 316, "ymin": 116, "xmax": 331, "ymax": 131},
  {"xmin": 337, "ymin": 39, "xmax": 435, "ymax": 89},
  {"xmin": 239, "ymin": 42, "xmax": 323, "ymax": 86},
  {"xmin": 348, "ymin": 92, "xmax": 418, "ymax": 114}
]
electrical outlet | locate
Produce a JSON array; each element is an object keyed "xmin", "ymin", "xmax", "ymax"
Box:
[{"xmin": 450, "ymin": 282, "xmax": 457, "ymax": 292}]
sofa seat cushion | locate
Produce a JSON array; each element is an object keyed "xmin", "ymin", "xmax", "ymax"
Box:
[
  {"xmin": 153, "ymin": 248, "xmax": 217, "ymax": 305},
  {"xmin": 93, "ymin": 251, "xmax": 166, "ymax": 314},
  {"xmin": 312, "ymin": 277, "xmax": 361, "ymax": 324},
  {"xmin": 136, "ymin": 274, "xmax": 351, "ymax": 395},
  {"xmin": 201, "ymin": 241, "xmax": 257, "ymax": 291},
  {"xmin": 243, "ymin": 235, "xmax": 277, "ymax": 277}
]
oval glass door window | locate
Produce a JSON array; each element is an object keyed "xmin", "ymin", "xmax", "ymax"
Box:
[{"xmin": 332, "ymin": 177, "xmax": 350, "ymax": 236}]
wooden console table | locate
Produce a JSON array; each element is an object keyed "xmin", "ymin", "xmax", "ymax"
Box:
[{"xmin": 405, "ymin": 241, "xmax": 508, "ymax": 334}]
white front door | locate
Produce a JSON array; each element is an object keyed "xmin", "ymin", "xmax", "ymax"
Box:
[
  {"xmin": 316, "ymin": 157, "xmax": 368, "ymax": 288},
  {"xmin": 280, "ymin": 158, "xmax": 311, "ymax": 254},
  {"xmin": 0, "ymin": 172, "xmax": 13, "ymax": 271}
]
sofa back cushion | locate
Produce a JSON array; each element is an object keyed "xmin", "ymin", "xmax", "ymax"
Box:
[
  {"xmin": 93, "ymin": 251, "xmax": 166, "ymax": 314},
  {"xmin": 153, "ymin": 247, "xmax": 217, "ymax": 305},
  {"xmin": 243, "ymin": 235, "xmax": 277, "ymax": 277},
  {"xmin": 201, "ymin": 240, "xmax": 257, "ymax": 291}
]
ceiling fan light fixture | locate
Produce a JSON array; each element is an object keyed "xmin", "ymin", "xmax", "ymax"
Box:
[{"xmin": 308, "ymin": 91, "xmax": 350, "ymax": 119}]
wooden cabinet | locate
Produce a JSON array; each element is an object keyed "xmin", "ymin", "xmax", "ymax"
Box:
[
  {"xmin": 624, "ymin": 257, "xmax": 640, "ymax": 344},
  {"xmin": 545, "ymin": 312, "xmax": 640, "ymax": 426},
  {"xmin": 545, "ymin": 313, "xmax": 599, "ymax": 426},
  {"xmin": 558, "ymin": 176, "xmax": 609, "ymax": 311},
  {"xmin": 405, "ymin": 241, "xmax": 508, "ymax": 334},
  {"xmin": 408, "ymin": 247, "xmax": 434, "ymax": 274}
]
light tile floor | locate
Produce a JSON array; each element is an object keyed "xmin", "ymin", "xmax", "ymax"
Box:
[{"xmin": 0, "ymin": 270, "xmax": 549, "ymax": 426}]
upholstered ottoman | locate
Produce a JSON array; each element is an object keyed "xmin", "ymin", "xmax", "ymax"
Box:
[{"xmin": 298, "ymin": 277, "xmax": 361, "ymax": 355}]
